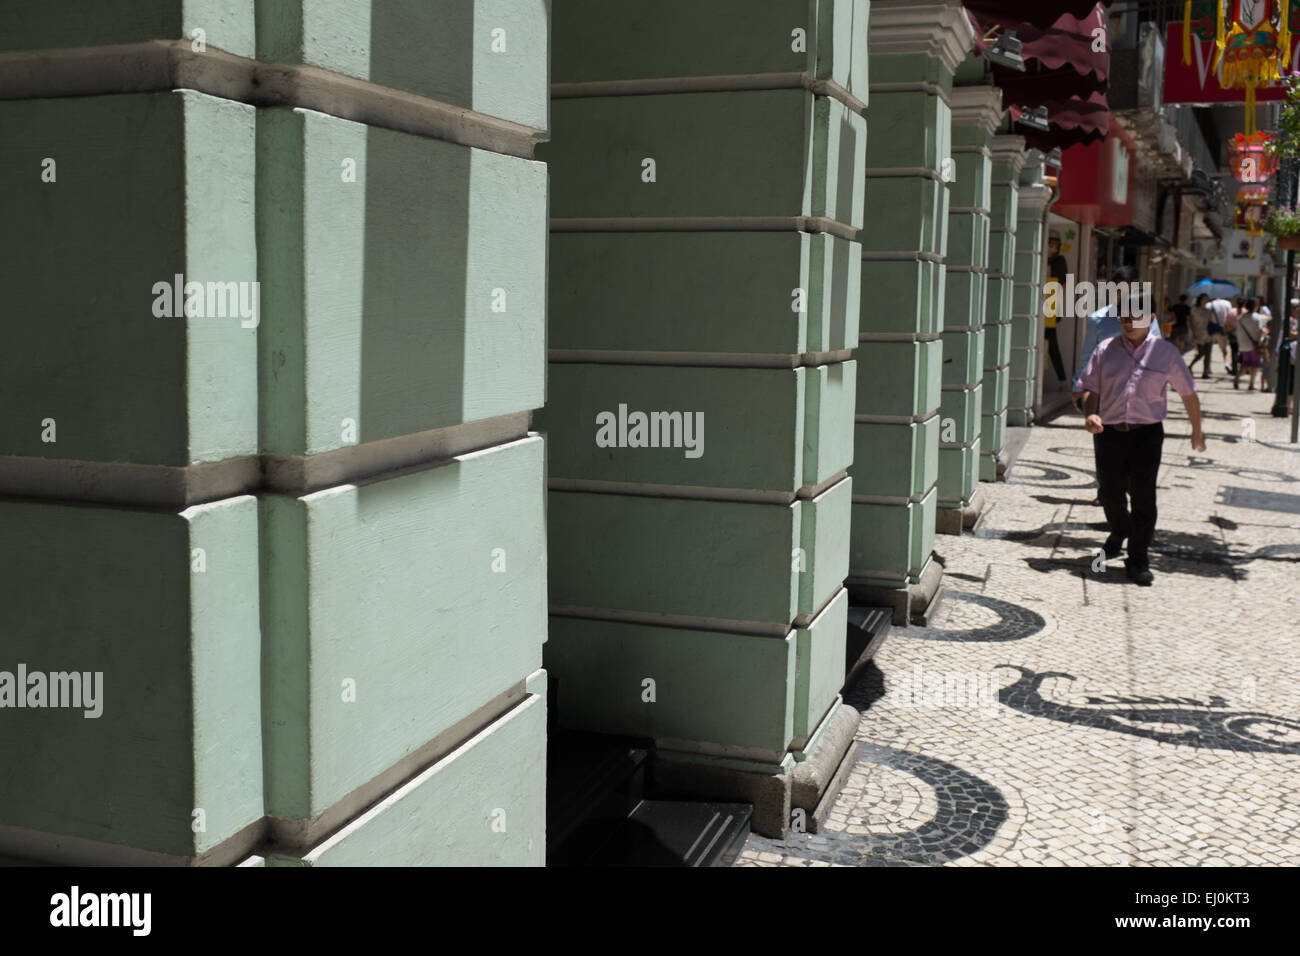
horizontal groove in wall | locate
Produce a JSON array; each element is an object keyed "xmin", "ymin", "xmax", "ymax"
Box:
[
  {"xmin": 948, "ymin": 206, "xmax": 990, "ymax": 216},
  {"xmin": 851, "ymin": 487, "xmax": 935, "ymax": 506},
  {"xmin": 550, "ymin": 605, "xmax": 790, "ymax": 639},
  {"xmin": 846, "ymin": 569, "xmax": 910, "ymax": 587},
  {"xmin": 547, "ymin": 472, "xmax": 848, "ymax": 505},
  {"xmin": 854, "ymin": 412, "xmax": 941, "ymax": 426},
  {"xmin": 264, "ymin": 681, "xmax": 530, "ymax": 853},
  {"xmin": 868, "ymin": 81, "xmax": 951, "ymax": 106},
  {"xmin": 861, "ymin": 250, "xmax": 943, "ymax": 262},
  {"xmin": 856, "ymin": 332, "xmax": 943, "ymax": 343},
  {"xmin": 551, "ymin": 71, "xmax": 865, "ymax": 113},
  {"xmin": 863, "ymin": 166, "xmax": 947, "ymax": 182},
  {"xmin": 265, "ymin": 414, "xmax": 534, "ymax": 495},
  {"xmin": 550, "ymin": 215, "xmax": 860, "ymax": 242},
  {"xmin": 547, "ymin": 348, "xmax": 853, "ymax": 368},
  {"xmin": 0, "ymin": 40, "xmax": 545, "ymax": 159},
  {"xmin": 0, "ymin": 412, "xmax": 533, "ymax": 508},
  {"xmin": 0, "ymin": 816, "xmax": 265, "ymax": 868}
]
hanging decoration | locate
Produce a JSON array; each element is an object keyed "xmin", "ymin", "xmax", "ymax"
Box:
[
  {"xmin": 1183, "ymin": 1, "xmax": 1292, "ymax": 134},
  {"xmin": 1234, "ymin": 183, "xmax": 1270, "ymax": 234},
  {"xmin": 1228, "ymin": 129, "xmax": 1280, "ymax": 182},
  {"xmin": 1183, "ymin": 0, "xmax": 1221, "ymax": 64}
]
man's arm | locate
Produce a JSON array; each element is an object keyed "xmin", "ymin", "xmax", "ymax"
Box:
[
  {"xmin": 1083, "ymin": 390, "xmax": 1103, "ymax": 434},
  {"xmin": 1072, "ymin": 318, "xmax": 1099, "ymax": 395},
  {"xmin": 1180, "ymin": 392, "xmax": 1207, "ymax": 451}
]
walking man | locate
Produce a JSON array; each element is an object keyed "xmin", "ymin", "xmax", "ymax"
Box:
[
  {"xmin": 1078, "ymin": 294, "xmax": 1207, "ymax": 586},
  {"xmin": 1071, "ymin": 266, "xmax": 1162, "ymax": 410}
]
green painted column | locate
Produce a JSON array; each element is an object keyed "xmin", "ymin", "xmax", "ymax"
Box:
[
  {"xmin": 537, "ymin": 0, "xmax": 869, "ymax": 838},
  {"xmin": 981, "ymin": 134, "xmax": 1026, "ymax": 481},
  {"xmin": 935, "ymin": 85, "xmax": 1000, "ymax": 535},
  {"xmin": 0, "ymin": 2, "xmax": 549, "ymax": 866},
  {"xmin": 850, "ymin": 0, "xmax": 972, "ymax": 623},
  {"xmin": 1009, "ymin": 154, "xmax": 1051, "ymax": 427}
]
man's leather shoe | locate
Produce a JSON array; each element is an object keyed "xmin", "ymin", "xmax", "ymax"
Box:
[
  {"xmin": 1125, "ymin": 559, "xmax": 1154, "ymax": 586},
  {"xmin": 1103, "ymin": 533, "xmax": 1124, "ymax": 559}
]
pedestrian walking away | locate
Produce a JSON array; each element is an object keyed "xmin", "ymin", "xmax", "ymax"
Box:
[
  {"xmin": 1206, "ymin": 296, "xmax": 1233, "ymax": 375},
  {"xmin": 1186, "ymin": 293, "xmax": 1214, "ymax": 377},
  {"xmin": 1078, "ymin": 295, "xmax": 1207, "ymax": 586},
  {"xmin": 1234, "ymin": 297, "xmax": 1264, "ymax": 391},
  {"xmin": 1225, "ymin": 297, "xmax": 1242, "ymax": 375}
]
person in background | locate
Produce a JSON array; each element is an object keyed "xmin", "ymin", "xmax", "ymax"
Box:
[
  {"xmin": 1206, "ymin": 296, "xmax": 1233, "ymax": 374},
  {"xmin": 1079, "ymin": 291, "xmax": 1206, "ymax": 586},
  {"xmin": 1187, "ymin": 293, "xmax": 1214, "ymax": 377},
  {"xmin": 1258, "ymin": 304, "xmax": 1274, "ymax": 394},
  {"xmin": 1224, "ymin": 297, "xmax": 1242, "ymax": 375},
  {"xmin": 1171, "ymin": 294, "xmax": 1191, "ymax": 351},
  {"xmin": 1043, "ymin": 233, "xmax": 1069, "ymax": 382},
  {"xmin": 1282, "ymin": 301, "xmax": 1299, "ymax": 415},
  {"xmin": 1233, "ymin": 297, "xmax": 1264, "ymax": 391}
]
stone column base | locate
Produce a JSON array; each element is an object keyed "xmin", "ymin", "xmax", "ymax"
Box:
[
  {"xmin": 653, "ymin": 704, "xmax": 860, "ymax": 840},
  {"xmin": 935, "ymin": 486, "xmax": 986, "ymax": 535},
  {"xmin": 846, "ymin": 554, "xmax": 945, "ymax": 626}
]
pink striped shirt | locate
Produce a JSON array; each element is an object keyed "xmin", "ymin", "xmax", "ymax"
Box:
[{"xmin": 1077, "ymin": 330, "xmax": 1196, "ymax": 425}]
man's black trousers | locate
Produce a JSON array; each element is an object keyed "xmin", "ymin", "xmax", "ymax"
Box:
[{"xmin": 1093, "ymin": 422, "xmax": 1163, "ymax": 568}]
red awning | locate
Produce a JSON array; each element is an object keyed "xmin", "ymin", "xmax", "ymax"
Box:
[
  {"xmin": 964, "ymin": 0, "xmax": 1113, "ymax": 32},
  {"xmin": 971, "ymin": 4, "xmax": 1109, "ymax": 94},
  {"xmin": 969, "ymin": 3, "xmax": 1111, "ymax": 151},
  {"xmin": 1011, "ymin": 89, "xmax": 1110, "ymax": 151}
]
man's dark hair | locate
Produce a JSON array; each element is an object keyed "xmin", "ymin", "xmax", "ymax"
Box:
[
  {"xmin": 1110, "ymin": 265, "xmax": 1139, "ymax": 283},
  {"xmin": 1246, "ymin": 296, "xmax": 1258, "ymax": 311},
  {"xmin": 1179, "ymin": 294, "xmax": 1188, "ymax": 302}
]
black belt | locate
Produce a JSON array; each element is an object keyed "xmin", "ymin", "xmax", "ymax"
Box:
[{"xmin": 1109, "ymin": 421, "xmax": 1159, "ymax": 432}]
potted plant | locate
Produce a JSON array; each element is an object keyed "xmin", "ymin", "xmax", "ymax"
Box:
[{"xmin": 1262, "ymin": 205, "xmax": 1300, "ymax": 248}]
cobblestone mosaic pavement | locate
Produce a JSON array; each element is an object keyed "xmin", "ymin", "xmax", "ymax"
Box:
[{"xmin": 739, "ymin": 375, "xmax": 1300, "ymax": 867}]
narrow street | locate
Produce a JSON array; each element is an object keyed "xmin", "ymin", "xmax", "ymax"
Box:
[{"xmin": 741, "ymin": 373, "xmax": 1300, "ymax": 866}]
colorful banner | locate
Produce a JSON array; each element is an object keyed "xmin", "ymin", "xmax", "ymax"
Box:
[{"xmin": 1165, "ymin": 22, "xmax": 1296, "ymax": 103}]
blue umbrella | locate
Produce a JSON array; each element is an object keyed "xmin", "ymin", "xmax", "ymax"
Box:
[{"xmin": 1186, "ymin": 278, "xmax": 1241, "ymax": 299}]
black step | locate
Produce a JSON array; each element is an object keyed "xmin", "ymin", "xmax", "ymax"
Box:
[
  {"xmin": 580, "ymin": 799, "xmax": 752, "ymax": 867},
  {"xmin": 846, "ymin": 604, "xmax": 892, "ymax": 688},
  {"xmin": 546, "ymin": 728, "xmax": 650, "ymax": 866}
]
